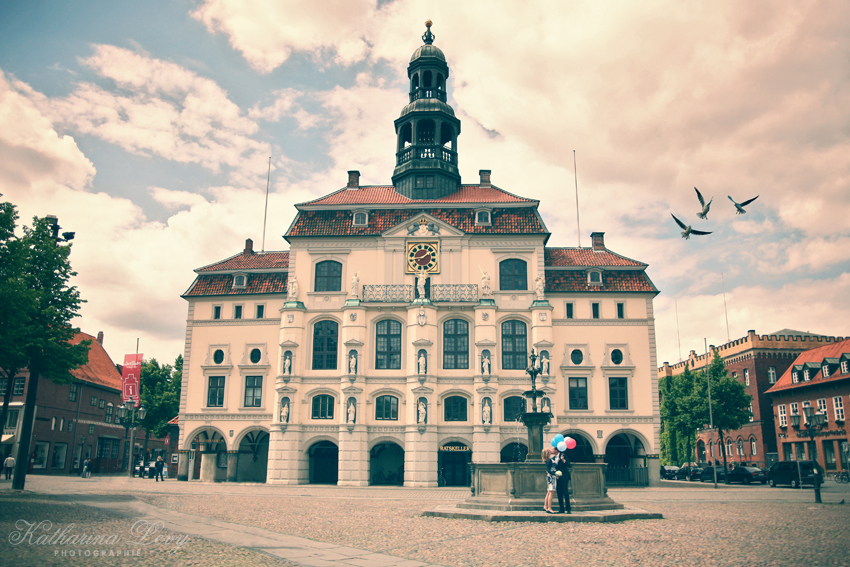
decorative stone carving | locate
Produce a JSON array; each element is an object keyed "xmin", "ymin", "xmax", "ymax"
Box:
[
  {"xmin": 482, "ymin": 398, "xmax": 491, "ymax": 424},
  {"xmin": 417, "ymin": 398, "xmax": 428, "ymax": 424},
  {"xmin": 279, "ymin": 398, "xmax": 290, "ymax": 423},
  {"xmin": 417, "ymin": 308, "xmax": 427, "ymax": 327},
  {"xmin": 287, "ymin": 276, "xmax": 299, "ymax": 301},
  {"xmin": 534, "ymin": 274, "xmax": 545, "ymax": 301}
]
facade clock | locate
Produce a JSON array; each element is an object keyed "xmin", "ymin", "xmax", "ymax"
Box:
[{"xmin": 406, "ymin": 241, "xmax": 440, "ymax": 273}]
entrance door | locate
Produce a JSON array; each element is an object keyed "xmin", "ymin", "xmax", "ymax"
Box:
[
  {"xmin": 310, "ymin": 441, "xmax": 339, "ymax": 484},
  {"xmin": 440, "ymin": 443, "xmax": 470, "ymax": 486}
]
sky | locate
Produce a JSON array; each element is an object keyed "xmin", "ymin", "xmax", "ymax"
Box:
[{"xmin": 1, "ymin": 0, "xmax": 849, "ymax": 368}]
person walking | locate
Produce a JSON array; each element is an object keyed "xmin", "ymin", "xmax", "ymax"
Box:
[
  {"xmin": 554, "ymin": 442, "xmax": 572, "ymax": 514},
  {"xmin": 543, "ymin": 447, "xmax": 558, "ymax": 513},
  {"xmin": 154, "ymin": 456, "xmax": 165, "ymax": 482},
  {"xmin": 4, "ymin": 454, "xmax": 15, "ymax": 480}
]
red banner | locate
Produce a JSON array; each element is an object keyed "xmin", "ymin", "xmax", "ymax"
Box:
[{"xmin": 122, "ymin": 354, "xmax": 143, "ymax": 407}]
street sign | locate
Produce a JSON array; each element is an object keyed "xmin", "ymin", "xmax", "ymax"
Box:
[{"xmin": 121, "ymin": 354, "xmax": 143, "ymax": 406}]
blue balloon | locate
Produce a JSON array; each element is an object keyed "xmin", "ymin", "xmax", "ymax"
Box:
[
  {"xmin": 550, "ymin": 438, "xmax": 558, "ymax": 447},
  {"xmin": 554, "ymin": 434, "xmax": 565, "ymax": 443}
]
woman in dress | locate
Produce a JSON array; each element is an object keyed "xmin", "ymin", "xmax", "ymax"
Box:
[{"xmin": 543, "ymin": 447, "xmax": 558, "ymax": 513}]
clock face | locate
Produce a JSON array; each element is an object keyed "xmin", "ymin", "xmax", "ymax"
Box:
[{"xmin": 406, "ymin": 242, "xmax": 440, "ymax": 273}]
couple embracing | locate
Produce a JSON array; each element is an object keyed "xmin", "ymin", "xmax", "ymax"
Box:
[{"xmin": 543, "ymin": 444, "xmax": 571, "ymax": 514}]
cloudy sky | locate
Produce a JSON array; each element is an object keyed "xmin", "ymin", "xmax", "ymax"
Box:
[{"xmin": 1, "ymin": 1, "xmax": 848, "ymax": 368}]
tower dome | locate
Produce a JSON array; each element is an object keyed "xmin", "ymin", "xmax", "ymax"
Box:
[{"xmin": 391, "ymin": 21, "xmax": 461, "ymax": 200}]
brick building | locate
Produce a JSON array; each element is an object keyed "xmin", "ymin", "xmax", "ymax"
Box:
[
  {"xmin": 766, "ymin": 338, "xmax": 850, "ymax": 472},
  {"xmin": 658, "ymin": 329, "xmax": 846, "ymax": 468},
  {"xmin": 1, "ymin": 331, "xmax": 164, "ymax": 475}
]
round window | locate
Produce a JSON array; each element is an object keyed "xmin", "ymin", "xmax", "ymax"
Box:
[
  {"xmin": 611, "ymin": 349, "xmax": 623, "ymax": 365},
  {"xmin": 570, "ymin": 349, "xmax": 583, "ymax": 365},
  {"xmin": 250, "ymin": 348, "xmax": 262, "ymax": 364},
  {"xmin": 213, "ymin": 349, "xmax": 224, "ymax": 364}
]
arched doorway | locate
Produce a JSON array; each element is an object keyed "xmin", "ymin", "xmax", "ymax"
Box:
[
  {"xmin": 605, "ymin": 433, "xmax": 647, "ymax": 468},
  {"xmin": 565, "ymin": 433, "xmax": 595, "ymax": 463},
  {"xmin": 309, "ymin": 440, "xmax": 338, "ymax": 484},
  {"xmin": 500, "ymin": 442, "xmax": 528, "ymax": 463},
  {"xmin": 697, "ymin": 440, "xmax": 706, "ymax": 464},
  {"xmin": 370, "ymin": 441, "xmax": 404, "ymax": 485},
  {"xmin": 439, "ymin": 442, "xmax": 471, "ymax": 486},
  {"xmin": 187, "ymin": 429, "xmax": 226, "ymax": 481},
  {"xmin": 237, "ymin": 430, "xmax": 269, "ymax": 482}
]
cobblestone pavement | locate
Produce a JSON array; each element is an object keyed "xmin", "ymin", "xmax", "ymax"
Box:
[{"xmin": 3, "ymin": 475, "xmax": 850, "ymax": 567}]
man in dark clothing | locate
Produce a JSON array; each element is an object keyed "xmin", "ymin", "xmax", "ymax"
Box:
[
  {"xmin": 154, "ymin": 456, "xmax": 165, "ymax": 482},
  {"xmin": 554, "ymin": 450, "xmax": 572, "ymax": 514}
]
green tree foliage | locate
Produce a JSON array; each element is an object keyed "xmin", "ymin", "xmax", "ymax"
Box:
[
  {"xmin": 0, "ymin": 198, "xmax": 90, "ymax": 489},
  {"xmin": 140, "ymin": 355, "xmax": 182, "ymax": 439},
  {"xmin": 660, "ymin": 366, "xmax": 702, "ymax": 465}
]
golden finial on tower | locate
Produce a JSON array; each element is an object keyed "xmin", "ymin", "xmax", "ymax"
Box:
[{"xmin": 425, "ymin": 19, "xmax": 432, "ymax": 28}]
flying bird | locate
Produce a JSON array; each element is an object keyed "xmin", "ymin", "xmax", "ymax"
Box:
[
  {"xmin": 728, "ymin": 194, "xmax": 759, "ymax": 214},
  {"xmin": 672, "ymin": 214, "xmax": 713, "ymax": 240},
  {"xmin": 694, "ymin": 187, "xmax": 713, "ymax": 219}
]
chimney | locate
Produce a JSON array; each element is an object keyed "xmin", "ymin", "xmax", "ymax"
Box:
[
  {"xmin": 479, "ymin": 170, "xmax": 491, "ymax": 187},
  {"xmin": 244, "ymin": 239, "xmax": 254, "ymax": 255},
  {"xmin": 97, "ymin": 331, "xmax": 104, "ymax": 345},
  {"xmin": 347, "ymin": 170, "xmax": 360, "ymax": 189},
  {"xmin": 591, "ymin": 232, "xmax": 605, "ymax": 251}
]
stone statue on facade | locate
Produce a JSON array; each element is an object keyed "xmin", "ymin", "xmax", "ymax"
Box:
[
  {"xmin": 416, "ymin": 269, "xmax": 426, "ymax": 299},
  {"xmin": 418, "ymin": 353, "xmax": 427, "ymax": 375},
  {"xmin": 349, "ymin": 353, "xmax": 357, "ymax": 375},
  {"xmin": 534, "ymin": 274, "xmax": 545, "ymax": 301},
  {"xmin": 482, "ymin": 400, "xmax": 491, "ymax": 424},
  {"xmin": 418, "ymin": 400, "xmax": 427, "ymax": 423},
  {"xmin": 280, "ymin": 400, "xmax": 289, "ymax": 423},
  {"xmin": 481, "ymin": 355, "xmax": 490, "ymax": 376},
  {"xmin": 479, "ymin": 266, "xmax": 491, "ymax": 297},
  {"xmin": 350, "ymin": 272, "xmax": 360, "ymax": 298},
  {"xmin": 541, "ymin": 356, "xmax": 549, "ymax": 376},
  {"xmin": 347, "ymin": 401, "xmax": 356, "ymax": 424},
  {"xmin": 287, "ymin": 276, "xmax": 299, "ymax": 301},
  {"xmin": 284, "ymin": 356, "xmax": 291, "ymax": 376},
  {"xmin": 542, "ymin": 399, "xmax": 550, "ymax": 414}
]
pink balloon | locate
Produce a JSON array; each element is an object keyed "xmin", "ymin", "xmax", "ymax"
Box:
[{"xmin": 565, "ymin": 437, "xmax": 577, "ymax": 450}]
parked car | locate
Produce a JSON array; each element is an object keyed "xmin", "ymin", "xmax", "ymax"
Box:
[
  {"xmin": 768, "ymin": 460, "xmax": 824, "ymax": 488},
  {"xmin": 675, "ymin": 466, "xmax": 703, "ymax": 481},
  {"xmin": 661, "ymin": 465, "xmax": 680, "ymax": 480},
  {"xmin": 699, "ymin": 466, "xmax": 727, "ymax": 483},
  {"xmin": 727, "ymin": 466, "xmax": 767, "ymax": 485}
]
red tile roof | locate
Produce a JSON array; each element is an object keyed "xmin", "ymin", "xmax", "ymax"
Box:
[
  {"xmin": 545, "ymin": 247, "xmax": 645, "ymax": 267},
  {"xmin": 545, "ymin": 270, "xmax": 658, "ymax": 293},
  {"xmin": 183, "ymin": 273, "xmax": 289, "ymax": 297},
  {"xmin": 299, "ymin": 185, "xmax": 535, "ymax": 206},
  {"xmin": 70, "ymin": 332, "xmax": 123, "ymax": 391},
  {"xmin": 287, "ymin": 208, "xmax": 546, "ymax": 237},
  {"xmin": 197, "ymin": 251, "xmax": 289, "ymax": 272},
  {"xmin": 766, "ymin": 338, "xmax": 850, "ymax": 393},
  {"xmin": 167, "ymin": 416, "xmax": 179, "ymax": 425}
]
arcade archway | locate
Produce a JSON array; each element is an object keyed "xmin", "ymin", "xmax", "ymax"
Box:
[
  {"xmin": 439, "ymin": 442, "xmax": 470, "ymax": 486},
  {"xmin": 308, "ymin": 440, "xmax": 339, "ymax": 484},
  {"xmin": 370, "ymin": 441, "xmax": 404, "ymax": 485}
]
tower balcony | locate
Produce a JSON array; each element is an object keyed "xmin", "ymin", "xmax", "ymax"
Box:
[
  {"xmin": 396, "ymin": 145, "xmax": 457, "ymax": 166},
  {"xmin": 361, "ymin": 284, "xmax": 478, "ymax": 303},
  {"xmin": 409, "ymin": 88, "xmax": 447, "ymax": 103}
]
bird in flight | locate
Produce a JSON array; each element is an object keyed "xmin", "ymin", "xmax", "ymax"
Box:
[
  {"xmin": 728, "ymin": 194, "xmax": 759, "ymax": 214},
  {"xmin": 672, "ymin": 214, "xmax": 713, "ymax": 240},
  {"xmin": 694, "ymin": 187, "xmax": 713, "ymax": 219}
]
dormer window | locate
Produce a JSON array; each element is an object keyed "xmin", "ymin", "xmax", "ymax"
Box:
[
  {"xmin": 233, "ymin": 273, "xmax": 247, "ymax": 289},
  {"xmin": 353, "ymin": 211, "xmax": 368, "ymax": 226},
  {"xmin": 587, "ymin": 270, "xmax": 602, "ymax": 285},
  {"xmin": 474, "ymin": 209, "xmax": 492, "ymax": 226},
  {"xmin": 803, "ymin": 369, "xmax": 810, "ymax": 381},
  {"xmin": 792, "ymin": 372, "xmax": 799, "ymax": 383},
  {"xmin": 823, "ymin": 365, "xmax": 830, "ymax": 378},
  {"xmin": 842, "ymin": 361, "xmax": 849, "ymax": 374}
]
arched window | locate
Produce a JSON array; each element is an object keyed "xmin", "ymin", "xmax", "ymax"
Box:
[
  {"xmin": 376, "ymin": 320, "xmax": 402, "ymax": 369},
  {"xmin": 411, "ymin": 73, "xmax": 419, "ymax": 90},
  {"xmin": 375, "ymin": 395, "xmax": 399, "ymax": 420},
  {"xmin": 443, "ymin": 319, "xmax": 469, "ymax": 369},
  {"xmin": 315, "ymin": 261, "xmax": 342, "ymax": 292},
  {"xmin": 311, "ymin": 394, "xmax": 334, "ymax": 419},
  {"xmin": 417, "ymin": 119, "xmax": 435, "ymax": 145},
  {"xmin": 499, "ymin": 259, "xmax": 527, "ymax": 290},
  {"xmin": 399, "ymin": 122, "xmax": 412, "ymax": 149},
  {"xmin": 444, "ymin": 396, "xmax": 467, "ymax": 421},
  {"xmin": 436, "ymin": 73, "xmax": 444, "ymax": 90},
  {"xmin": 312, "ymin": 321, "xmax": 338, "ymax": 370},
  {"xmin": 503, "ymin": 396, "xmax": 526, "ymax": 422},
  {"xmin": 501, "ymin": 320, "xmax": 527, "ymax": 370},
  {"xmin": 440, "ymin": 123, "xmax": 453, "ymax": 149},
  {"xmin": 353, "ymin": 212, "xmax": 367, "ymax": 226},
  {"xmin": 750, "ymin": 438, "xmax": 757, "ymax": 456},
  {"xmin": 423, "ymin": 70, "xmax": 433, "ymax": 88},
  {"xmin": 737, "ymin": 439, "xmax": 745, "ymax": 456}
]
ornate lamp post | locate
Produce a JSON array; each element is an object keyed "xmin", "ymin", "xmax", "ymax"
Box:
[
  {"xmin": 518, "ymin": 349, "xmax": 553, "ymax": 460},
  {"xmin": 117, "ymin": 397, "xmax": 146, "ymax": 478},
  {"xmin": 789, "ymin": 406, "xmax": 826, "ymax": 503}
]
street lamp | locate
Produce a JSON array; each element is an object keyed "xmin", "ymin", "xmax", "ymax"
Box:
[
  {"xmin": 789, "ymin": 406, "xmax": 826, "ymax": 503},
  {"xmin": 117, "ymin": 397, "xmax": 146, "ymax": 478}
]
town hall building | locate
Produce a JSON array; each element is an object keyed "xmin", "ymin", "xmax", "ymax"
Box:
[{"xmin": 176, "ymin": 23, "xmax": 661, "ymax": 487}]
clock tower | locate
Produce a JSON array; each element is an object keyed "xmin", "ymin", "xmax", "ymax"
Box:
[{"xmin": 391, "ymin": 21, "xmax": 462, "ymax": 200}]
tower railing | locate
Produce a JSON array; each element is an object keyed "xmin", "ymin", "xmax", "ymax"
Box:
[
  {"xmin": 430, "ymin": 284, "xmax": 478, "ymax": 302},
  {"xmin": 396, "ymin": 145, "xmax": 457, "ymax": 165},
  {"xmin": 409, "ymin": 88, "xmax": 447, "ymax": 103},
  {"xmin": 362, "ymin": 285, "xmax": 414, "ymax": 303}
]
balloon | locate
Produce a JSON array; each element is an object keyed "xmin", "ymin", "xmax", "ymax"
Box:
[
  {"xmin": 557, "ymin": 441, "xmax": 567, "ymax": 452},
  {"xmin": 565, "ymin": 437, "xmax": 577, "ymax": 450},
  {"xmin": 555, "ymin": 434, "xmax": 565, "ymax": 443},
  {"xmin": 550, "ymin": 438, "xmax": 558, "ymax": 447}
]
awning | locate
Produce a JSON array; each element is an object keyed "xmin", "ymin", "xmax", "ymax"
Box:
[{"xmin": 1, "ymin": 434, "xmax": 15, "ymax": 444}]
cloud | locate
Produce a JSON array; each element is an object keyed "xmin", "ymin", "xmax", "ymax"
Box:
[{"xmin": 149, "ymin": 186, "xmax": 209, "ymax": 209}]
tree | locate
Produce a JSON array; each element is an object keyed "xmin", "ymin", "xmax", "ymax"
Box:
[
  {"xmin": 139, "ymin": 355, "xmax": 182, "ymax": 444},
  {"xmin": 660, "ymin": 366, "xmax": 703, "ymax": 465},
  {"xmin": 0, "ymin": 199, "xmax": 90, "ymax": 490}
]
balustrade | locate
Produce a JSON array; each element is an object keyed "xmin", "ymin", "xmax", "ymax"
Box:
[{"xmin": 362, "ymin": 285, "xmax": 414, "ymax": 303}]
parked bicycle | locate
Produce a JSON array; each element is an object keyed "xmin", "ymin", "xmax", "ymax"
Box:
[{"xmin": 831, "ymin": 470, "xmax": 850, "ymax": 483}]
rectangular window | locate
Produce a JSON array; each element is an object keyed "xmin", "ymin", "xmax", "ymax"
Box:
[
  {"xmin": 833, "ymin": 396, "xmax": 845, "ymax": 421},
  {"xmin": 744, "ymin": 369, "xmax": 750, "ymax": 386},
  {"xmin": 67, "ymin": 419, "xmax": 74, "ymax": 432},
  {"xmin": 565, "ymin": 303, "xmax": 574, "ymax": 319},
  {"xmin": 842, "ymin": 361, "xmax": 849, "ymax": 374},
  {"xmin": 592, "ymin": 303, "xmax": 600, "ymax": 319},
  {"xmin": 234, "ymin": 305, "xmax": 243, "ymax": 319},
  {"xmin": 790, "ymin": 402, "xmax": 799, "ymax": 416},
  {"xmin": 748, "ymin": 404, "xmax": 754, "ymax": 422},
  {"xmin": 792, "ymin": 372, "xmax": 799, "ymax": 383},
  {"xmin": 13, "ymin": 377, "xmax": 25, "ymax": 395},
  {"xmin": 111, "ymin": 441, "xmax": 120, "ymax": 460},
  {"xmin": 375, "ymin": 396, "xmax": 399, "ymax": 420},
  {"xmin": 376, "ymin": 320, "xmax": 403, "ymax": 370},
  {"xmin": 69, "ymin": 384, "xmax": 78, "ymax": 402},
  {"xmin": 803, "ymin": 369, "xmax": 811, "ymax": 381},
  {"xmin": 105, "ymin": 405, "xmax": 113, "ymax": 423},
  {"xmin": 569, "ymin": 377, "xmax": 588, "ymax": 410},
  {"xmin": 91, "ymin": 396, "xmax": 98, "ymax": 406},
  {"xmin": 311, "ymin": 395, "xmax": 334, "ymax": 419},
  {"xmin": 823, "ymin": 365, "xmax": 830, "ymax": 378},
  {"xmin": 6, "ymin": 409, "xmax": 20, "ymax": 429},
  {"xmin": 802, "ymin": 401, "xmax": 811, "ymax": 424},
  {"xmin": 617, "ymin": 303, "xmax": 625, "ymax": 319},
  {"xmin": 208, "ymin": 376, "xmax": 225, "ymax": 407},
  {"xmin": 88, "ymin": 424, "xmax": 95, "ymax": 434},
  {"xmin": 778, "ymin": 404, "xmax": 787, "ymax": 427},
  {"xmin": 256, "ymin": 305, "xmax": 265, "ymax": 319},
  {"xmin": 51, "ymin": 443, "xmax": 68, "ymax": 469},
  {"xmin": 444, "ymin": 397, "xmax": 468, "ymax": 422},
  {"xmin": 213, "ymin": 305, "xmax": 221, "ymax": 320},
  {"xmin": 0, "ymin": 379, "xmax": 5, "ymax": 395},
  {"xmin": 609, "ymin": 377, "xmax": 628, "ymax": 410},
  {"xmin": 768, "ymin": 367, "xmax": 777, "ymax": 383},
  {"xmin": 442, "ymin": 319, "xmax": 469, "ymax": 370},
  {"xmin": 244, "ymin": 376, "xmax": 263, "ymax": 407},
  {"xmin": 783, "ymin": 443, "xmax": 793, "ymax": 461},
  {"xmin": 98, "ymin": 399, "xmax": 105, "ymax": 409},
  {"xmin": 824, "ymin": 440, "xmax": 836, "ymax": 469},
  {"xmin": 817, "ymin": 398, "xmax": 828, "ymax": 422}
]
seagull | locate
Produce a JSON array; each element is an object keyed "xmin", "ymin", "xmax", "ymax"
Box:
[
  {"xmin": 672, "ymin": 214, "xmax": 713, "ymax": 240},
  {"xmin": 728, "ymin": 194, "xmax": 759, "ymax": 214},
  {"xmin": 694, "ymin": 187, "xmax": 713, "ymax": 219}
]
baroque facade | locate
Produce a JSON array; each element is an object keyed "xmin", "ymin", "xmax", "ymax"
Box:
[{"xmin": 177, "ymin": 24, "xmax": 661, "ymax": 486}]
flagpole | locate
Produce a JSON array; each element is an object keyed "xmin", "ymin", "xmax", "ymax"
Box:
[
  {"xmin": 262, "ymin": 157, "xmax": 271, "ymax": 252},
  {"xmin": 574, "ymin": 150, "xmax": 581, "ymax": 247}
]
